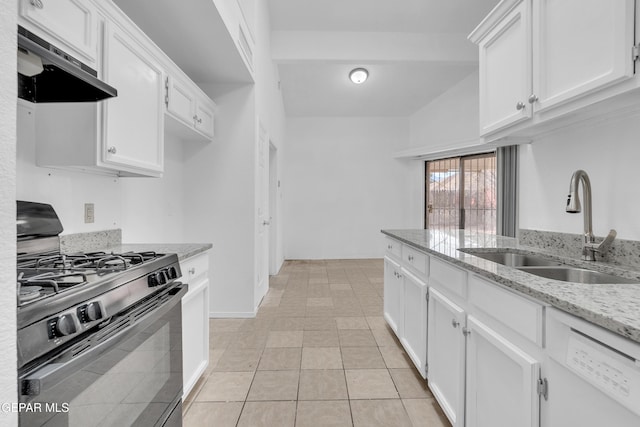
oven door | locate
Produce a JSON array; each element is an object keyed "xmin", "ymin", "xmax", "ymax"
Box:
[{"xmin": 19, "ymin": 282, "xmax": 187, "ymax": 427}]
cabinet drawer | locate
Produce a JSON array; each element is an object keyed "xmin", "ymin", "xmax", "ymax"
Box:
[
  {"xmin": 180, "ymin": 252, "xmax": 209, "ymax": 284},
  {"xmin": 468, "ymin": 275, "xmax": 543, "ymax": 347},
  {"xmin": 429, "ymin": 257, "xmax": 467, "ymax": 298},
  {"xmin": 384, "ymin": 237, "xmax": 402, "ymax": 259},
  {"xmin": 401, "ymin": 245, "xmax": 428, "ymax": 277}
]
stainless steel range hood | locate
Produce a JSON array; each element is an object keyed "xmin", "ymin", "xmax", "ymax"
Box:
[{"xmin": 17, "ymin": 25, "xmax": 117, "ymax": 103}]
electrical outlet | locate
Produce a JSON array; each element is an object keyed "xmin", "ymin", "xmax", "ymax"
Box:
[{"xmin": 84, "ymin": 203, "xmax": 95, "ymax": 223}]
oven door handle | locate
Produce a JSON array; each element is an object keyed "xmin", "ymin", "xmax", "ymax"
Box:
[{"xmin": 20, "ymin": 282, "xmax": 187, "ymax": 397}]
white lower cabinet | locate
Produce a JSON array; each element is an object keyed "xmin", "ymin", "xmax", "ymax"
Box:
[
  {"xmin": 180, "ymin": 252, "xmax": 210, "ymax": 399},
  {"xmin": 383, "ymin": 256, "xmax": 403, "ymax": 335},
  {"xmin": 427, "ymin": 287, "xmax": 467, "ymax": 427},
  {"xmin": 382, "ymin": 235, "xmax": 548, "ymax": 427},
  {"xmin": 466, "ymin": 315, "xmax": 541, "ymax": 427},
  {"xmin": 401, "ymin": 268, "xmax": 427, "ymax": 378}
]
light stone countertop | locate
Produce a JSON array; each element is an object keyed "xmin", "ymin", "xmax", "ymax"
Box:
[
  {"xmin": 382, "ymin": 229, "xmax": 640, "ymax": 344},
  {"xmin": 102, "ymin": 243, "xmax": 212, "ymax": 261}
]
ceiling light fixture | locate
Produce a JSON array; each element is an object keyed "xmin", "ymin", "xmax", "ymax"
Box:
[{"xmin": 349, "ymin": 68, "xmax": 369, "ymax": 84}]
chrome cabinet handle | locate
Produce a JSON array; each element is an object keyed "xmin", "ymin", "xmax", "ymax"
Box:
[
  {"xmin": 462, "ymin": 327, "xmax": 471, "ymax": 337},
  {"xmin": 387, "ymin": 245, "xmax": 392, "ymax": 250},
  {"xmin": 408, "ymin": 255, "xmax": 414, "ymax": 261},
  {"xmin": 528, "ymin": 94, "xmax": 538, "ymax": 104},
  {"xmin": 197, "ymin": 117, "xmax": 203, "ymax": 124},
  {"xmin": 263, "ymin": 220, "xmax": 271, "ymax": 225},
  {"xmin": 451, "ymin": 319, "xmax": 460, "ymax": 328},
  {"xmin": 188, "ymin": 268, "xmax": 196, "ymax": 275},
  {"xmin": 107, "ymin": 146, "xmax": 117, "ymax": 154},
  {"xmin": 516, "ymin": 102, "xmax": 526, "ymax": 111},
  {"xmin": 30, "ymin": 0, "xmax": 44, "ymax": 9}
]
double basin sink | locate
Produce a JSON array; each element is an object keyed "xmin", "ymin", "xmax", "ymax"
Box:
[{"xmin": 460, "ymin": 249, "xmax": 639, "ymax": 285}]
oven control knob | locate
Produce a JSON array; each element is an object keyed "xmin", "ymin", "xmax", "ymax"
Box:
[
  {"xmin": 55, "ymin": 315, "xmax": 77, "ymax": 337},
  {"xmin": 167, "ymin": 267, "xmax": 178, "ymax": 280},
  {"xmin": 84, "ymin": 302, "xmax": 103, "ymax": 322},
  {"xmin": 156, "ymin": 271, "xmax": 168, "ymax": 286},
  {"xmin": 147, "ymin": 274, "xmax": 159, "ymax": 287}
]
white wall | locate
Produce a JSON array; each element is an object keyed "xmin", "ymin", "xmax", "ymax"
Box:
[
  {"xmin": 255, "ymin": 0, "xmax": 286, "ymax": 273},
  {"xmin": 519, "ymin": 111, "xmax": 640, "ymax": 241},
  {"xmin": 184, "ymin": 84, "xmax": 256, "ymax": 316},
  {"xmin": 0, "ymin": 0, "xmax": 18, "ymax": 423},
  {"xmin": 284, "ymin": 117, "xmax": 418, "ymax": 259},
  {"xmin": 16, "ymin": 102, "xmax": 122, "ymax": 234},
  {"xmin": 120, "ymin": 135, "xmax": 186, "ymax": 243},
  {"xmin": 16, "ymin": 102, "xmax": 187, "ymax": 241},
  {"xmin": 409, "ymin": 70, "xmax": 479, "ymax": 150}
]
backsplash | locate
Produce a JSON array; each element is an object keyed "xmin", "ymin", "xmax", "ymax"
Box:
[
  {"xmin": 519, "ymin": 229, "xmax": 640, "ymax": 270},
  {"xmin": 60, "ymin": 229, "xmax": 122, "ymax": 254}
]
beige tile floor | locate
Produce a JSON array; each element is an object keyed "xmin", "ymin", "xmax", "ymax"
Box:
[{"xmin": 183, "ymin": 259, "xmax": 451, "ymax": 427}]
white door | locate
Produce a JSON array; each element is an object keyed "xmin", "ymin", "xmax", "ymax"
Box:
[
  {"xmin": 255, "ymin": 120, "xmax": 269, "ymax": 306},
  {"xmin": 465, "ymin": 315, "xmax": 540, "ymax": 427},
  {"xmin": 532, "ymin": 0, "xmax": 635, "ymax": 113},
  {"xmin": 401, "ymin": 269, "xmax": 427, "ymax": 378},
  {"xmin": 478, "ymin": 0, "xmax": 532, "ymax": 135},
  {"xmin": 383, "ymin": 257, "xmax": 403, "ymax": 335},
  {"xmin": 427, "ymin": 287, "xmax": 466, "ymax": 427}
]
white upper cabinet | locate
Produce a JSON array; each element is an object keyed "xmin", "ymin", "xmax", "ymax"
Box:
[
  {"xmin": 165, "ymin": 74, "xmax": 216, "ymax": 142},
  {"xmin": 470, "ymin": 0, "xmax": 639, "ymax": 140},
  {"xmin": 101, "ymin": 18, "xmax": 164, "ymax": 176},
  {"xmin": 19, "ymin": 0, "xmax": 98, "ymax": 64},
  {"xmin": 476, "ymin": 0, "xmax": 531, "ymax": 135},
  {"xmin": 532, "ymin": 0, "xmax": 635, "ymax": 113}
]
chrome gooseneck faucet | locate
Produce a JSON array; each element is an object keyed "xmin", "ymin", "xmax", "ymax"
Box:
[{"xmin": 566, "ymin": 169, "xmax": 616, "ymax": 261}]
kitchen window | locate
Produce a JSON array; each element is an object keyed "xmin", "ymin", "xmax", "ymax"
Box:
[{"xmin": 425, "ymin": 147, "xmax": 517, "ymax": 236}]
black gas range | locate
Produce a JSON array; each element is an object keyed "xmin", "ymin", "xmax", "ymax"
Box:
[{"xmin": 16, "ymin": 201, "xmax": 185, "ymax": 427}]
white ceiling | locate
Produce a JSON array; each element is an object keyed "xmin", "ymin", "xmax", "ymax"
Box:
[
  {"xmin": 269, "ymin": 0, "xmax": 498, "ymax": 33},
  {"xmin": 268, "ymin": 0, "xmax": 500, "ymax": 117}
]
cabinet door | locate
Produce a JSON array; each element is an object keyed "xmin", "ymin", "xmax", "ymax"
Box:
[
  {"xmin": 532, "ymin": 0, "xmax": 635, "ymax": 113},
  {"xmin": 478, "ymin": 0, "xmax": 532, "ymax": 135},
  {"xmin": 166, "ymin": 75, "xmax": 196, "ymax": 129},
  {"xmin": 19, "ymin": 0, "xmax": 97, "ymax": 63},
  {"xmin": 102, "ymin": 21, "xmax": 164, "ymax": 175},
  {"xmin": 383, "ymin": 257, "xmax": 403, "ymax": 336},
  {"xmin": 466, "ymin": 316, "xmax": 540, "ymax": 427},
  {"xmin": 195, "ymin": 100, "xmax": 215, "ymax": 139},
  {"xmin": 401, "ymin": 269, "xmax": 427, "ymax": 378},
  {"xmin": 182, "ymin": 276, "xmax": 210, "ymax": 398},
  {"xmin": 427, "ymin": 287, "xmax": 466, "ymax": 427}
]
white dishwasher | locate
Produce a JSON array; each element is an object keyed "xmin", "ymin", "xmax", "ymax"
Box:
[{"xmin": 543, "ymin": 308, "xmax": 640, "ymax": 427}]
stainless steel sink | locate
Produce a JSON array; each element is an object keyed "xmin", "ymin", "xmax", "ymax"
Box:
[
  {"xmin": 462, "ymin": 250, "xmax": 562, "ymax": 267},
  {"xmin": 461, "ymin": 248, "xmax": 639, "ymax": 284},
  {"xmin": 517, "ymin": 267, "xmax": 639, "ymax": 284}
]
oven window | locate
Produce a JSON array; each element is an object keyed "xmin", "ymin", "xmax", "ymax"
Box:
[{"xmin": 20, "ymin": 303, "xmax": 182, "ymax": 427}]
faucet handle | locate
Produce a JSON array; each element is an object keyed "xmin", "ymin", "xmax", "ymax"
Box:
[
  {"xmin": 585, "ymin": 229, "xmax": 617, "ymax": 257},
  {"xmin": 596, "ymin": 229, "xmax": 617, "ymax": 254}
]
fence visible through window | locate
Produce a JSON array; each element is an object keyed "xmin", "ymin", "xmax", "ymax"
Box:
[{"xmin": 425, "ymin": 152, "xmax": 497, "ymax": 234}]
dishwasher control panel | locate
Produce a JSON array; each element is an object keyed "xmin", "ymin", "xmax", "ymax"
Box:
[{"xmin": 567, "ymin": 331, "xmax": 640, "ymax": 416}]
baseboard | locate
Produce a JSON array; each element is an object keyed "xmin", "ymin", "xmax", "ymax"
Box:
[{"xmin": 209, "ymin": 310, "xmax": 257, "ymax": 319}]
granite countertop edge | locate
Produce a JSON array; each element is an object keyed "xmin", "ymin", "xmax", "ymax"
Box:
[
  {"xmin": 103, "ymin": 243, "xmax": 212, "ymax": 261},
  {"xmin": 381, "ymin": 229, "xmax": 640, "ymax": 344}
]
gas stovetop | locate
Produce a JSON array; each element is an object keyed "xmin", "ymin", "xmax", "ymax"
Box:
[
  {"xmin": 15, "ymin": 201, "xmax": 183, "ymax": 370},
  {"xmin": 17, "ymin": 250, "xmax": 170, "ymax": 307}
]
